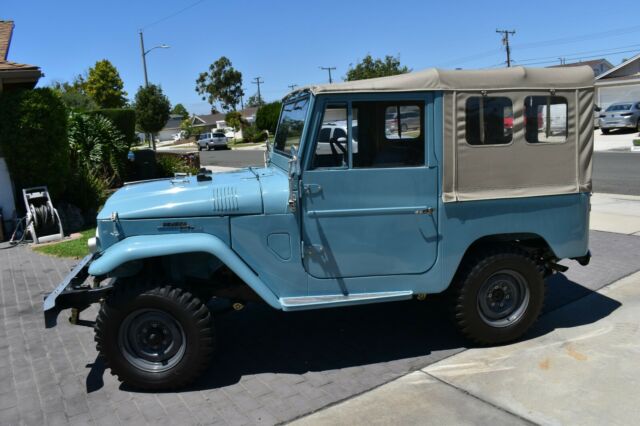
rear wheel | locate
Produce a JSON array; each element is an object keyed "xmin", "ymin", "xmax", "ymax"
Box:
[
  {"xmin": 95, "ymin": 283, "xmax": 214, "ymax": 390},
  {"xmin": 449, "ymin": 247, "xmax": 545, "ymax": 345},
  {"xmin": 601, "ymin": 128, "xmax": 610, "ymax": 135}
]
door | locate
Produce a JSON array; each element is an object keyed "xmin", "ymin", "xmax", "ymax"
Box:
[{"xmin": 301, "ymin": 97, "xmax": 439, "ymax": 279}]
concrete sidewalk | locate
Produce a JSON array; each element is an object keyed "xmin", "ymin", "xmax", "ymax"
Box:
[
  {"xmin": 292, "ymin": 271, "xmax": 640, "ymax": 426},
  {"xmin": 590, "ymin": 193, "xmax": 640, "ymax": 235}
]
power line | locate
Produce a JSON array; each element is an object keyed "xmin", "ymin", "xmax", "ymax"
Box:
[
  {"xmin": 252, "ymin": 77, "xmax": 264, "ymax": 104},
  {"xmin": 496, "ymin": 29, "xmax": 516, "ymax": 67},
  {"xmin": 319, "ymin": 66, "xmax": 336, "ymax": 83},
  {"xmin": 142, "ymin": 0, "xmax": 208, "ymax": 30},
  {"xmin": 288, "ymin": 84, "xmax": 298, "ymax": 91}
]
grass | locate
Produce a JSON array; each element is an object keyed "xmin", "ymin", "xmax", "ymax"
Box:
[{"xmin": 33, "ymin": 228, "xmax": 95, "ymax": 259}]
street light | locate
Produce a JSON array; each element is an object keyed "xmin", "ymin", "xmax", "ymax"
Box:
[{"xmin": 139, "ymin": 31, "xmax": 169, "ymax": 87}]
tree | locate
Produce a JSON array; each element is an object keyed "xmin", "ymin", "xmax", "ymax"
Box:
[
  {"xmin": 171, "ymin": 103, "xmax": 189, "ymax": 120},
  {"xmin": 195, "ymin": 56, "xmax": 244, "ymax": 112},
  {"xmin": 85, "ymin": 59, "xmax": 128, "ymax": 108},
  {"xmin": 256, "ymin": 101, "xmax": 282, "ymax": 133},
  {"xmin": 134, "ymin": 84, "xmax": 171, "ymax": 150},
  {"xmin": 50, "ymin": 74, "xmax": 96, "ymax": 111},
  {"xmin": 345, "ymin": 54, "xmax": 410, "ymax": 81},
  {"xmin": 225, "ymin": 111, "xmax": 246, "ymax": 131},
  {"xmin": 245, "ymin": 93, "xmax": 265, "ymax": 108}
]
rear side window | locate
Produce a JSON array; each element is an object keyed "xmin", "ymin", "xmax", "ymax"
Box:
[
  {"xmin": 525, "ymin": 96, "xmax": 568, "ymax": 144},
  {"xmin": 465, "ymin": 97, "xmax": 513, "ymax": 145}
]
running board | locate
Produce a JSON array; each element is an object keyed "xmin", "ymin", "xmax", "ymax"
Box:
[{"xmin": 280, "ymin": 291, "xmax": 413, "ymax": 311}]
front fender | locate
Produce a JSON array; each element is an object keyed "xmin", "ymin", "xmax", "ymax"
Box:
[{"xmin": 88, "ymin": 233, "xmax": 282, "ymax": 309}]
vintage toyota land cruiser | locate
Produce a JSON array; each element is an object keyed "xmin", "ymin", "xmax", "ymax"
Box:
[{"xmin": 44, "ymin": 66, "xmax": 594, "ymax": 390}]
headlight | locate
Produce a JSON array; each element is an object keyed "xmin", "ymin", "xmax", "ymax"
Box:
[{"xmin": 87, "ymin": 237, "xmax": 97, "ymax": 254}]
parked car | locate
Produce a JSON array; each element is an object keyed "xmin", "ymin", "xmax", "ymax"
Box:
[
  {"xmin": 599, "ymin": 102, "xmax": 640, "ymax": 134},
  {"xmin": 314, "ymin": 121, "xmax": 359, "ymax": 156},
  {"xmin": 44, "ymin": 66, "xmax": 593, "ymax": 390},
  {"xmin": 196, "ymin": 131, "xmax": 229, "ymax": 150}
]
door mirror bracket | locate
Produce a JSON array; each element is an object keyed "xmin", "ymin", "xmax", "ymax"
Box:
[{"xmin": 288, "ymin": 146, "xmax": 300, "ymax": 212}]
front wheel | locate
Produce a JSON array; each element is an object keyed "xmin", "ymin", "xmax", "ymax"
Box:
[
  {"xmin": 449, "ymin": 247, "xmax": 545, "ymax": 345},
  {"xmin": 601, "ymin": 128, "xmax": 610, "ymax": 135},
  {"xmin": 95, "ymin": 284, "xmax": 214, "ymax": 390}
]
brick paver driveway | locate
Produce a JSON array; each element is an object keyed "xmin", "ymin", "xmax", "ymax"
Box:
[{"xmin": 1, "ymin": 230, "xmax": 639, "ymax": 425}]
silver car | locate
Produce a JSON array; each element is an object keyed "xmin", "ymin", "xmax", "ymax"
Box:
[
  {"xmin": 197, "ymin": 131, "xmax": 229, "ymax": 150},
  {"xmin": 599, "ymin": 102, "xmax": 640, "ymax": 134}
]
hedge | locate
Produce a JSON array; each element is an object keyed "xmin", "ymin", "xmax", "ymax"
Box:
[
  {"xmin": 255, "ymin": 101, "xmax": 282, "ymax": 134},
  {"xmin": 0, "ymin": 88, "xmax": 70, "ymax": 200},
  {"xmin": 86, "ymin": 108, "xmax": 136, "ymax": 147}
]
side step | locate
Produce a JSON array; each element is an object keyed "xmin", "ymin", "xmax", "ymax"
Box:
[{"xmin": 280, "ymin": 291, "xmax": 413, "ymax": 311}]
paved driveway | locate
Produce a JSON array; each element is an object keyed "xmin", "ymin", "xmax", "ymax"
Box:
[{"xmin": 1, "ymin": 231, "xmax": 639, "ymax": 425}]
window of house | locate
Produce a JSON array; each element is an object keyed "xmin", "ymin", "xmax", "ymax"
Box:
[
  {"xmin": 465, "ymin": 97, "xmax": 513, "ymax": 145},
  {"xmin": 311, "ymin": 103, "xmax": 349, "ymax": 168},
  {"xmin": 352, "ymin": 101, "xmax": 424, "ymax": 168},
  {"xmin": 525, "ymin": 96, "xmax": 568, "ymax": 143}
]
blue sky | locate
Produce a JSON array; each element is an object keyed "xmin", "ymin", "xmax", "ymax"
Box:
[{"xmin": 5, "ymin": 0, "xmax": 640, "ymax": 114}]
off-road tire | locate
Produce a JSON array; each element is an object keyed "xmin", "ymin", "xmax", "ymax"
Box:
[
  {"xmin": 601, "ymin": 128, "xmax": 610, "ymax": 135},
  {"xmin": 95, "ymin": 283, "xmax": 214, "ymax": 390},
  {"xmin": 449, "ymin": 246, "xmax": 545, "ymax": 345}
]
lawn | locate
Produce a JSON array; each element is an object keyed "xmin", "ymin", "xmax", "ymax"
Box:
[{"xmin": 33, "ymin": 228, "xmax": 95, "ymax": 259}]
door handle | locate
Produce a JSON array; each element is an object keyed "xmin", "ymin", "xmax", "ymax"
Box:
[
  {"xmin": 415, "ymin": 207, "xmax": 434, "ymax": 215},
  {"xmin": 303, "ymin": 184, "xmax": 323, "ymax": 194}
]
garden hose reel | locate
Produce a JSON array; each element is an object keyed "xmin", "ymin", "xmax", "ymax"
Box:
[{"xmin": 23, "ymin": 187, "xmax": 64, "ymax": 244}]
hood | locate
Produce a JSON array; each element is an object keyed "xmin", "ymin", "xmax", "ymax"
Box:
[{"xmin": 97, "ymin": 168, "xmax": 264, "ymax": 220}]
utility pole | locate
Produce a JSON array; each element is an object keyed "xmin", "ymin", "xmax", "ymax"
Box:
[
  {"xmin": 252, "ymin": 77, "xmax": 264, "ymax": 104},
  {"xmin": 139, "ymin": 31, "xmax": 149, "ymax": 87},
  {"xmin": 319, "ymin": 66, "xmax": 336, "ymax": 83},
  {"xmin": 558, "ymin": 57, "xmax": 566, "ymax": 65},
  {"xmin": 288, "ymin": 84, "xmax": 298, "ymax": 91},
  {"xmin": 496, "ymin": 29, "xmax": 516, "ymax": 67}
]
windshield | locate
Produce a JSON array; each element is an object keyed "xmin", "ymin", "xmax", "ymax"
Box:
[
  {"xmin": 606, "ymin": 104, "xmax": 632, "ymax": 111},
  {"xmin": 274, "ymin": 97, "xmax": 310, "ymax": 155}
]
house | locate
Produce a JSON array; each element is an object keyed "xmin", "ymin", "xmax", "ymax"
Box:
[
  {"xmin": 191, "ymin": 106, "xmax": 259, "ymax": 139},
  {"xmin": 0, "ymin": 21, "xmax": 43, "ymax": 236},
  {"xmin": 157, "ymin": 114, "xmax": 184, "ymax": 142},
  {"xmin": 549, "ymin": 59, "xmax": 613, "ymax": 77},
  {"xmin": 595, "ymin": 53, "xmax": 640, "ymax": 110}
]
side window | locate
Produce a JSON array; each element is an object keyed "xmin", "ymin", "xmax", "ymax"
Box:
[
  {"xmin": 525, "ymin": 96, "xmax": 568, "ymax": 143},
  {"xmin": 353, "ymin": 102, "xmax": 424, "ymax": 168},
  {"xmin": 312, "ymin": 103, "xmax": 348, "ymax": 169},
  {"xmin": 465, "ymin": 97, "xmax": 513, "ymax": 145}
]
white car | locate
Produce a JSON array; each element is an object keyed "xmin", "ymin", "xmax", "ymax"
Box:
[
  {"xmin": 315, "ymin": 121, "xmax": 358, "ymax": 155},
  {"xmin": 197, "ymin": 132, "xmax": 229, "ymax": 151}
]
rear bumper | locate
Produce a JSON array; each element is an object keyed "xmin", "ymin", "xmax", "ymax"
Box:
[{"xmin": 43, "ymin": 254, "xmax": 113, "ymax": 328}]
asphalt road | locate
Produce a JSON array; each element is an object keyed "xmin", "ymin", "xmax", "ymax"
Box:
[
  {"xmin": 199, "ymin": 149, "xmax": 640, "ymax": 195},
  {"xmin": 593, "ymin": 151, "xmax": 640, "ymax": 195}
]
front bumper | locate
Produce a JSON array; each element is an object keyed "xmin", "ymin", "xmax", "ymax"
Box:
[{"xmin": 43, "ymin": 254, "xmax": 113, "ymax": 328}]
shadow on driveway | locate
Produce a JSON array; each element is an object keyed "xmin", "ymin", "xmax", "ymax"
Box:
[{"xmin": 89, "ymin": 273, "xmax": 621, "ymax": 394}]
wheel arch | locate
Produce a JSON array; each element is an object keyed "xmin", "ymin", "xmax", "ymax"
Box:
[{"xmin": 88, "ymin": 233, "xmax": 282, "ymax": 309}]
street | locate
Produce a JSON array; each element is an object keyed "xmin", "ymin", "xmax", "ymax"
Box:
[{"xmin": 593, "ymin": 151, "xmax": 640, "ymax": 195}]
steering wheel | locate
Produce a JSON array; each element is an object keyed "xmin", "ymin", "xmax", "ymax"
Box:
[{"xmin": 328, "ymin": 137, "xmax": 347, "ymax": 165}]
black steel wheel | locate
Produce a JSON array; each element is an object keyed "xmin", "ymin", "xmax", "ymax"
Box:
[
  {"xmin": 95, "ymin": 283, "xmax": 214, "ymax": 390},
  {"xmin": 449, "ymin": 246, "xmax": 545, "ymax": 345}
]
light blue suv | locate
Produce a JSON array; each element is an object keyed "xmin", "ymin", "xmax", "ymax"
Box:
[{"xmin": 44, "ymin": 66, "xmax": 594, "ymax": 390}]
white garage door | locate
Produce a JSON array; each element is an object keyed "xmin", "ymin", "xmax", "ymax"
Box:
[{"xmin": 597, "ymin": 83, "xmax": 640, "ymax": 110}]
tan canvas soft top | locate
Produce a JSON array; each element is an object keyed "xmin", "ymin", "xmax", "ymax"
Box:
[{"xmin": 299, "ymin": 66, "xmax": 594, "ymax": 95}]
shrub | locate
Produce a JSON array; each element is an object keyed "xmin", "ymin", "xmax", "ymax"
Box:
[
  {"xmin": 155, "ymin": 153, "xmax": 199, "ymax": 177},
  {"xmin": 0, "ymin": 88, "xmax": 70, "ymax": 200},
  {"xmin": 62, "ymin": 167, "xmax": 108, "ymax": 215},
  {"xmin": 86, "ymin": 108, "xmax": 136, "ymax": 147},
  {"xmin": 67, "ymin": 112, "xmax": 128, "ymax": 186},
  {"xmin": 241, "ymin": 124, "xmax": 268, "ymax": 142},
  {"xmin": 256, "ymin": 101, "xmax": 282, "ymax": 133}
]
